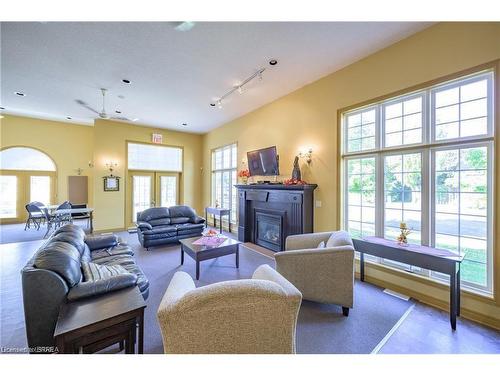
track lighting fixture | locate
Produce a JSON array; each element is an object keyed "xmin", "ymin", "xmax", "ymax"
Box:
[{"xmin": 211, "ymin": 67, "xmax": 268, "ymax": 109}]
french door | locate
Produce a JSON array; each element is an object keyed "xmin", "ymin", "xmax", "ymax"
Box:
[
  {"xmin": 127, "ymin": 171, "xmax": 179, "ymax": 227},
  {"xmin": 0, "ymin": 170, "xmax": 55, "ymax": 224}
]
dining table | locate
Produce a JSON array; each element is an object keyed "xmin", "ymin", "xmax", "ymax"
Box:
[{"xmin": 43, "ymin": 207, "xmax": 94, "ymax": 238}]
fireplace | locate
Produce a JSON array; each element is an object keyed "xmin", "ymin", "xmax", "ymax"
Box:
[
  {"xmin": 236, "ymin": 183, "xmax": 317, "ymax": 252},
  {"xmin": 254, "ymin": 210, "xmax": 284, "ymax": 252}
]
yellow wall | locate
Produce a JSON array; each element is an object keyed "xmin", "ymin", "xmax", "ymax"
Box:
[
  {"xmin": 0, "ymin": 116, "xmax": 203, "ymax": 232},
  {"xmin": 201, "ymin": 22, "xmax": 500, "ymax": 327},
  {"xmin": 92, "ymin": 119, "xmax": 203, "ymax": 231},
  {"xmin": 0, "ymin": 115, "xmax": 95, "ymax": 206}
]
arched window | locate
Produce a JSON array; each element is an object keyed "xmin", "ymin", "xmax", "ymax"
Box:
[{"xmin": 0, "ymin": 147, "xmax": 56, "ymax": 171}]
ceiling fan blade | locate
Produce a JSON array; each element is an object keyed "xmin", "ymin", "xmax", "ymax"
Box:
[{"xmin": 75, "ymin": 99, "xmax": 100, "ymax": 115}]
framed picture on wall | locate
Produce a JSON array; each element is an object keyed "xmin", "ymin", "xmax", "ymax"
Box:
[{"xmin": 103, "ymin": 176, "xmax": 120, "ymax": 191}]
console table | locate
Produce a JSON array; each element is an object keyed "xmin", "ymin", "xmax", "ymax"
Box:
[
  {"xmin": 205, "ymin": 207, "xmax": 231, "ymax": 233},
  {"xmin": 352, "ymin": 237, "xmax": 464, "ymax": 330},
  {"xmin": 54, "ymin": 287, "xmax": 146, "ymax": 354}
]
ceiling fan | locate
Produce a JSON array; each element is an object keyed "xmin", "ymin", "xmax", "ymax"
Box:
[{"xmin": 76, "ymin": 88, "xmax": 138, "ymax": 122}]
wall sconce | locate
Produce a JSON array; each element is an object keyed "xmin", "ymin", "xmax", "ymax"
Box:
[
  {"xmin": 105, "ymin": 161, "xmax": 118, "ymax": 176},
  {"xmin": 299, "ymin": 147, "xmax": 313, "ymax": 164},
  {"xmin": 88, "ymin": 161, "xmax": 94, "ymax": 168}
]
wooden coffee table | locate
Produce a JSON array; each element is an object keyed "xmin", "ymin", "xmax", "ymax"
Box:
[{"xmin": 179, "ymin": 236, "xmax": 241, "ymax": 280}]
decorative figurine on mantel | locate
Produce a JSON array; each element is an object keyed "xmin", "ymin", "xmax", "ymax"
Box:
[
  {"xmin": 284, "ymin": 155, "xmax": 308, "ymax": 185},
  {"xmin": 397, "ymin": 222, "xmax": 411, "ymax": 246}
]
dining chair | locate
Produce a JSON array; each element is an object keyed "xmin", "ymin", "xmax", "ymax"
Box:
[
  {"xmin": 24, "ymin": 203, "xmax": 45, "ymax": 230},
  {"xmin": 70, "ymin": 203, "xmax": 90, "ymax": 228},
  {"xmin": 54, "ymin": 201, "xmax": 72, "ymax": 228}
]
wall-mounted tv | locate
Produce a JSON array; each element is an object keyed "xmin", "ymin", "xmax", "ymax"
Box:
[{"xmin": 247, "ymin": 146, "xmax": 279, "ymax": 176}]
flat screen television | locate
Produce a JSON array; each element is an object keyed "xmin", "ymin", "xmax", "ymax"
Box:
[{"xmin": 247, "ymin": 146, "xmax": 279, "ymax": 176}]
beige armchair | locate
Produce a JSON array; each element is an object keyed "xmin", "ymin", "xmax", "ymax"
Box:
[
  {"xmin": 157, "ymin": 264, "xmax": 302, "ymax": 354},
  {"xmin": 275, "ymin": 231, "xmax": 355, "ymax": 316}
]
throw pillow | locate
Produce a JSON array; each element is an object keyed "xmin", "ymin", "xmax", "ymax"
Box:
[{"xmin": 326, "ymin": 230, "xmax": 354, "ymax": 248}]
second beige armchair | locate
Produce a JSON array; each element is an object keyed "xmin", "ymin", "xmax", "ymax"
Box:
[{"xmin": 275, "ymin": 230, "xmax": 355, "ymax": 316}]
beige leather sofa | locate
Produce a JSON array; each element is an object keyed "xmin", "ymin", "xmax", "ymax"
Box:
[
  {"xmin": 157, "ymin": 264, "xmax": 302, "ymax": 354},
  {"xmin": 275, "ymin": 231, "xmax": 355, "ymax": 316}
]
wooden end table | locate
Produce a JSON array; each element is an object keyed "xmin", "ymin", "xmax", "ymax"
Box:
[
  {"xmin": 179, "ymin": 236, "xmax": 240, "ymax": 280},
  {"xmin": 205, "ymin": 207, "xmax": 231, "ymax": 233},
  {"xmin": 54, "ymin": 287, "xmax": 146, "ymax": 354}
]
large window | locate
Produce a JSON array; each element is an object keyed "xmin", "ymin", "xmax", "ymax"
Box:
[
  {"xmin": 211, "ymin": 144, "xmax": 237, "ymax": 224},
  {"xmin": 342, "ymin": 70, "xmax": 494, "ymax": 293}
]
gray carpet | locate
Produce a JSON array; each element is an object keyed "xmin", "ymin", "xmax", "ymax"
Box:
[
  {"xmin": 1, "ymin": 230, "xmax": 413, "ymax": 354},
  {"xmin": 0, "ymin": 221, "xmax": 90, "ymax": 244}
]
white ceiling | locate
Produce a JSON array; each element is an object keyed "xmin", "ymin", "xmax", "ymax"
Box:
[{"xmin": 1, "ymin": 22, "xmax": 432, "ymax": 133}]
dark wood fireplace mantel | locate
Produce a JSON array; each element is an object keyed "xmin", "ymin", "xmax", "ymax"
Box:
[{"xmin": 235, "ymin": 184, "xmax": 317, "ymax": 251}]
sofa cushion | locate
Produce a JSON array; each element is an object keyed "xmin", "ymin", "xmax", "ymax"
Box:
[
  {"xmin": 137, "ymin": 221, "xmax": 152, "ymax": 230},
  {"xmin": 91, "ymin": 243, "xmax": 135, "ymax": 260},
  {"xmin": 149, "ymin": 218, "xmax": 172, "ymax": 226},
  {"xmin": 176, "ymin": 223, "xmax": 205, "ymax": 232},
  {"xmin": 81, "ymin": 243, "xmax": 92, "ymax": 263},
  {"xmin": 138, "ymin": 207, "xmax": 170, "ymax": 222},
  {"xmin": 141, "ymin": 225, "xmax": 178, "ymax": 235},
  {"xmin": 51, "ymin": 231, "xmax": 86, "ymax": 254},
  {"xmin": 33, "ymin": 241, "xmax": 82, "ymax": 287},
  {"xmin": 82, "ymin": 262, "xmax": 132, "ymax": 282},
  {"xmin": 171, "ymin": 217, "xmax": 190, "ymax": 224},
  {"xmin": 54, "ymin": 223, "xmax": 85, "ymax": 238},
  {"xmin": 66, "ymin": 262, "xmax": 138, "ymax": 301},
  {"xmin": 326, "ymin": 230, "xmax": 354, "ymax": 248},
  {"xmin": 169, "ymin": 205, "xmax": 196, "ymax": 220},
  {"xmin": 90, "ymin": 256, "xmax": 149, "ymax": 294}
]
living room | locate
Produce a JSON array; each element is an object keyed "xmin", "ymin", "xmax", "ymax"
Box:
[{"xmin": 1, "ymin": 1, "xmax": 499, "ymax": 372}]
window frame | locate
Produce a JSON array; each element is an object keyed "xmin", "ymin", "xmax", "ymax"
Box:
[{"xmin": 340, "ymin": 69, "xmax": 495, "ymax": 295}]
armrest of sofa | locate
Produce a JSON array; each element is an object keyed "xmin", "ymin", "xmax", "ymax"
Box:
[
  {"xmin": 136, "ymin": 221, "xmax": 153, "ymax": 231},
  {"xmin": 67, "ymin": 274, "xmax": 138, "ymax": 301},
  {"xmin": 84, "ymin": 234, "xmax": 118, "ymax": 251},
  {"xmin": 192, "ymin": 215, "xmax": 205, "ymax": 224},
  {"xmin": 285, "ymin": 232, "xmax": 335, "ymax": 251}
]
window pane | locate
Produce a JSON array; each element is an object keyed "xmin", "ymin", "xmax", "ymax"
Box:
[
  {"xmin": 0, "ymin": 176, "xmax": 17, "ymax": 218},
  {"xmin": 434, "ymin": 144, "xmax": 490, "ymax": 287},
  {"xmin": 346, "ymin": 156, "xmax": 376, "ymax": 239},
  {"xmin": 432, "ymin": 75, "xmax": 491, "ymax": 140},
  {"xmin": 211, "ymin": 143, "xmax": 238, "ymax": 224},
  {"xmin": 346, "ymin": 108, "xmax": 377, "ymax": 152},
  {"xmin": 128, "ymin": 143, "xmax": 182, "ymax": 171},
  {"xmin": 30, "ymin": 176, "xmax": 51, "ymax": 205},
  {"xmin": 384, "ymin": 152, "xmax": 421, "ymax": 243},
  {"xmin": 384, "ymin": 96, "xmax": 423, "ymax": 147},
  {"xmin": 0, "ymin": 147, "xmax": 56, "ymax": 171},
  {"xmin": 160, "ymin": 176, "xmax": 177, "ymax": 207},
  {"xmin": 132, "ymin": 176, "xmax": 151, "ymax": 222}
]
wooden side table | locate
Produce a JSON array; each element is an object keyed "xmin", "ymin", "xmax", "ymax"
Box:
[
  {"xmin": 54, "ymin": 287, "xmax": 146, "ymax": 354},
  {"xmin": 205, "ymin": 207, "xmax": 231, "ymax": 234}
]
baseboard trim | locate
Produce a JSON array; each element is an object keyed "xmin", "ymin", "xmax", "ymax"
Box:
[
  {"xmin": 93, "ymin": 227, "xmax": 126, "ymax": 234},
  {"xmin": 358, "ymin": 272, "xmax": 500, "ymax": 331}
]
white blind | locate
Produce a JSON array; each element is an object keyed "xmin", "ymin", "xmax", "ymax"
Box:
[{"xmin": 128, "ymin": 143, "xmax": 182, "ymax": 172}]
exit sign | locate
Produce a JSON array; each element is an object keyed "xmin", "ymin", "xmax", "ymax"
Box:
[{"xmin": 152, "ymin": 133, "xmax": 163, "ymax": 144}]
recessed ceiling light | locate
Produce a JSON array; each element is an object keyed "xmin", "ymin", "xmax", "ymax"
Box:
[
  {"xmin": 66, "ymin": 116, "xmax": 72, "ymax": 120},
  {"xmin": 0, "ymin": 107, "xmax": 4, "ymax": 110},
  {"xmin": 182, "ymin": 123, "xmax": 188, "ymax": 126},
  {"xmin": 122, "ymin": 79, "xmax": 131, "ymax": 84},
  {"xmin": 210, "ymin": 103, "xmax": 216, "ymax": 107},
  {"xmin": 269, "ymin": 59, "xmax": 278, "ymax": 66},
  {"xmin": 115, "ymin": 110, "xmax": 122, "ymax": 114},
  {"xmin": 15, "ymin": 92, "xmax": 26, "ymax": 96},
  {"xmin": 118, "ymin": 95, "xmax": 125, "ymax": 99}
]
